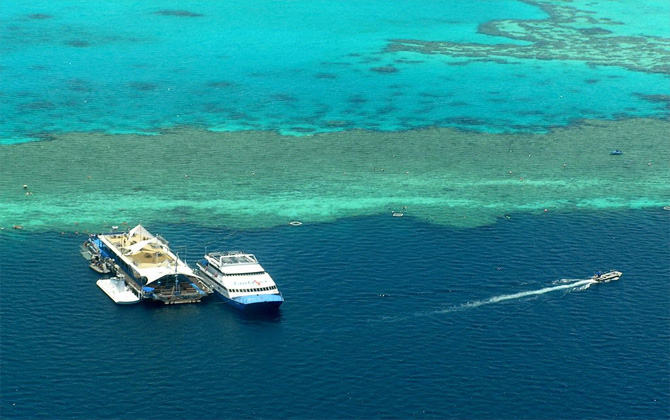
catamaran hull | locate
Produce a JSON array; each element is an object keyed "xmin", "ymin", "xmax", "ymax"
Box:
[{"xmin": 212, "ymin": 288, "xmax": 283, "ymax": 311}]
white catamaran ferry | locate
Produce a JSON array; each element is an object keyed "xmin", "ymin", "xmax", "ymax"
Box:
[
  {"xmin": 196, "ymin": 251, "xmax": 284, "ymax": 310},
  {"xmin": 88, "ymin": 224, "xmax": 211, "ymax": 304}
]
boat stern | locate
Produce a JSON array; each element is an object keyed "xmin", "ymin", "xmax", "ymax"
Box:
[{"xmin": 232, "ymin": 293, "xmax": 284, "ymax": 311}]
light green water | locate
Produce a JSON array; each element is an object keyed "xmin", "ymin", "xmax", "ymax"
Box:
[{"xmin": 1, "ymin": 118, "xmax": 668, "ymax": 232}]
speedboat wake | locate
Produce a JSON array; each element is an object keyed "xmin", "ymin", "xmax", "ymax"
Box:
[{"xmin": 437, "ymin": 278, "xmax": 594, "ymax": 314}]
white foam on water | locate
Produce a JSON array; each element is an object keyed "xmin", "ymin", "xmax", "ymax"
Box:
[
  {"xmin": 371, "ymin": 278, "xmax": 596, "ymax": 324},
  {"xmin": 434, "ymin": 279, "xmax": 594, "ymax": 315}
]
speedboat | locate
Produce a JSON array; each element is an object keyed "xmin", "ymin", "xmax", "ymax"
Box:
[
  {"xmin": 592, "ymin": 270, "xmax": 622, "ymax": 283},
  {"xmin": 196, "ymin": 251, "xmax": 283, "ymax": 311},
  {"xmin": 610, "ymin": 150, "xmax": 623, "ymax": 155}
]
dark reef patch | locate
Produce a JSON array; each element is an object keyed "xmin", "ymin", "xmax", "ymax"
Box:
[
  {"xmin": 270, "ymin": 94, "xmax": 298, "ymax": 102},
  {"xmin": 394, "ymin": 59, "xmax": 424, "ymax": 64},
  {"xmin": 443, "ymin": 116, "xmax": 487, "ymax": 126},
  {"xmin": 359, "ymin": 57, "xmax": 383, "ymax": 64},
  {"xmin": 577, "ymin": 27, "xmax": 613, "ymax": 36},
  {"xmin": 314, "ymin": 73, "xmax": 337, "ymax": 79},
  {"xmin": 207, "ymin": 81, "xmax": 235, "ymax": 89},
  {"xmin": 419, "ymin": 92, "xmax": 451, "ymax": 98},
  {"xmin": 371, "ymin": 66, "xmax": 399, "ymax": 74},
  {"xmin": 27, "ymin": 14, "xmax": 53, "ymax": 20},
  {"xmin": 376, "ymin": 105, "xmax": 398, "ymax": 115},
  {"xmin": 320, "ymin": 61, "xmax": 351, "ymax": 67},
  {"xmin": 27, "ymin": 132, "xmax": 57, "ymax": 141},
  {"xmin": 128, "ymin": 82, "xmax": 159, "ymax": 91},
  {"xmin": 16, "ymin": 91, "xmax": 36, "ymax": 98},
  {"xmin": 516, "ymin": 110, "xmax": 545, "ymax": 116},
  {"xmin": 202, "ymin": 102, "xmax": 229, "ymax": 114},
  {"xmin": 65, "ymin": 40, "xmax": 90, "ymax": 48},
  {"xmin": 67, "ymin": 79, "xmax": 93, "ymax": 93},
  {"xmin": 153, "ymin": 10, "xmax": 204, "ymax": 18},
  {"xmin": 324, "ymin": 120, "xmax": 350, "ymax": 128},
  {"xmin": 347, "ymin": 94, "xmax": 368, "ymax": 104},
  {"xmin": 635, "ymin": 93, "xmax": 670, "ymax": 105},
  {"xmin": 229, "ymin": 112, "xmax": 251, "ymax": 121},
  {"xmin": 446, "ymin": 61, "xmax": 472, "ymax": 67},
  {"xmin": 19, "ymin": 101, "xmax": 56, "ymax": 111},
  {"xmin": 288, "ymin": 127, "xmax": 316, "ymax": 134}
]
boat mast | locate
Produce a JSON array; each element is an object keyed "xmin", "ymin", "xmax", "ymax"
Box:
[{"xmin": 174, "ymin": 252, "xmax": 180, "ymax": 296}]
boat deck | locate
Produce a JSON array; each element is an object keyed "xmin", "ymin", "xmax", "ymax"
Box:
[
  {"xmin": 95, "ymin": 225, "xmax": 211, "ymax": 305},
  {"xmin": 105, "ymin": 232, "xmax": 175, "ymax": 267},
  {"xmin": 107, "ymin": 256, "xmax": 207, "ymax": 304}
]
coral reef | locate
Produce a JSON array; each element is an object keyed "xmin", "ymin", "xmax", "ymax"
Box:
[{"xmin": 386, "ymin": 0, "xmax": 670, "ymax": 75}]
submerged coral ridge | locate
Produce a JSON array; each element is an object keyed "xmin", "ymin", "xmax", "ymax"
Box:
[
  {"xmin": 386, "ymin": 0, "xmax": 670, "ymax": 75},
  {"xmin": 1, "ymin": 119, "xmax": 668, "ymax": 232}
]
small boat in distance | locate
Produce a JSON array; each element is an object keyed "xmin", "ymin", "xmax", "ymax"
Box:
[
  {"xmin": 592, "ymin": 270, "xmax": 622, "ymax": 283},
  {"xmin": 610, "ymin": 150, "xmax": 623, "ymax": 155},
  {"xmin": 196, "ymin": 251, "xmax": 284, "ymax": 311}
]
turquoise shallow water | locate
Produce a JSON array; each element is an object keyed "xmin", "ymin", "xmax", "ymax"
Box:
[
  {"xmin": 1, "ymin": 3, "xmax": 669, "ymax": 418},
  {"xmin": 1, "ymin": 0, "xmax": 668, "ymax": 142}
]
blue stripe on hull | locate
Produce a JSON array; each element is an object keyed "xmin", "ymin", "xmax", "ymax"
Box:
[{"xmin": 212, "ymin": 288, "xmax": 283, "ymax": 311}]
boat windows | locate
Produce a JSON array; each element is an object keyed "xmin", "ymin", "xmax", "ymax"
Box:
[
  {"xmin": 229, "ymin": 285, "xmax": 278, "ymax": 293},
  {"xmin": 219, "ymin": 254, "xmax": 259, "ymax": 265}
]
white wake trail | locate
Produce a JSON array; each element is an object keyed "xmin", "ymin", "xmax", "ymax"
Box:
[{"xmin": 434, "ymin": 278, "xmax": 594, "ymax": 315}]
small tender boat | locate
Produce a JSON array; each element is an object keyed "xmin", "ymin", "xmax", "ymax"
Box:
[
  {"xmin": 80, "ymin": 235, "xmax": 102, "ymax": 260},
  {"xmin": 610, "ymin": 150, "xmax": 623, "ymax": 155},
  {"xmin": 96, "ymin": 275, "xmax": 141, "ymax": 304},
  {"xmin": 89, "ymin": 255, "xmax": 111, "ymax": 274},
  {"xmin": 592, "ymin": 270, "xmax": 622, "ymax": 283}
]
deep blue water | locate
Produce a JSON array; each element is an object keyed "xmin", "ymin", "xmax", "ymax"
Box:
[
  {"xmin": 2, "ymin": 2, "xmax": 670, "ymax": 418},
  {"xmin": 1, "ymin": 210, "xmax": 668, "ymax": 419}
]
